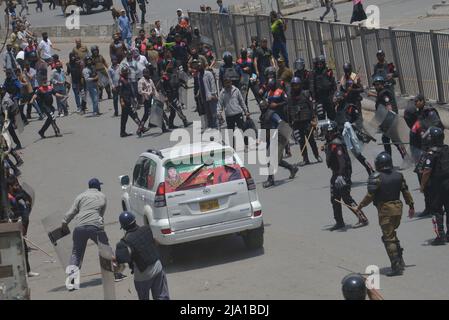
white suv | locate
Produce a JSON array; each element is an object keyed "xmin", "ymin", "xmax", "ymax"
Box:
[{"xmin": 119, "ymin": 141, "xmax": 264, "ymax": 261}]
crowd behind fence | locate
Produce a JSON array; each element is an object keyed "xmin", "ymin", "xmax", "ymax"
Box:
[{"xmin": 188, "ymin": 11, "xmax": 449, "ymax": 105}]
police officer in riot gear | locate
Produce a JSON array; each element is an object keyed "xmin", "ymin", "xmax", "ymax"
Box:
[
  {"xmin": 288, "ymin": 77, "xmax": 322, "ymax": 166},
  {"xmin": 115, "ymin": 211, "xmax": 170, "ymax": 300},
  {"xmin": 356, "ymin": 152, "xmax": 414, "ymax": 276},
  {"xmin": 340, "ymin": 62, "xmax": 364, "ymax": 112},
  {"xmin": 311, "ymin": 55, "xmax": 337, "ymax": 120},
  {"xmin": 260, "ymin": 79, "xmax": 298, "ymax": 188},
  {"xmin": 323, "ymin": 121, "xmax": 368, "ymax": 230},
  {"xmin": 118, "ymin": 65, "xmax": 141, "ymax": 137},
  {"xmin": 341, "ymin": 273, "xmax": 367, "ymax": 300},
  {"xmin": 219, "ymin": 51, "xmax": 242, "ymax": 90},
  {"xmin": 372, "ymin": 75, "xmax": 407, "ymax": 159},
  {"xmin": 293, "ymin": 58, "xmax": 311, "ymax": 91},
  {"xmin": 372, "ymin": 49, "xmax": 399, "ymax": 93},
  {"xmin": 420, "ymin": 127, "xmax": 449, "ymax": 245}
]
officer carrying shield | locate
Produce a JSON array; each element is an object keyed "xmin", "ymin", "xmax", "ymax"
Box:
[
  {"xmin": 356, "ymin": 152, "xmax": 415, "ymax": 276},
  {"xmin": 419, "ymin": 127, "xmax": 449, "ymax": 245},
  {"xmin": 322, "ymin": 121, "xmax": 368, "ymax": 230}
]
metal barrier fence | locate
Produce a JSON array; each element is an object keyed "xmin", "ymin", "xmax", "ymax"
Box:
[{"xmin": 188, "ymin": 11, "xmax": 449, "ymax": 104}]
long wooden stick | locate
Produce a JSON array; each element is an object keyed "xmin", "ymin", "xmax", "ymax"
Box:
[
  {"xmin": 23, "ymin": 236, "xmax": 53, "ymax": 258},
  {"xmin": 333, "ymin": 199, "xmax": 368, "ymax": 222},
  {"xmin": 300, "ymin": 127, "xmax": 315, "ymax": 156}
]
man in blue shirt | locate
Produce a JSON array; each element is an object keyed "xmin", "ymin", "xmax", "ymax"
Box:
[{"xmin": 118, "ymin": 9, "xmax": 132, "ymax": 47}]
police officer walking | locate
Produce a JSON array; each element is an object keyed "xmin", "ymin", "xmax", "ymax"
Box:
[
  {"xmin": 115, "ymin": 211, "xmax": 170, "ymax": 300},
  {"xmin": 293, "ymin": 58, "xmax": 311, "ymax": 91},
  {"xmin": 310, "ymin": 55, "xmax": 337, "ymax": 120},
  {"xmin": 119, "ymin": 66, "xmax": 141, "ymax": 138},
  {"xmin": 372, "ymin": 50, "xmax": 399, "ymax": 94},
  {"xmin": 356, "ymin": 152, "xmax": 415, "ymax": 276},
  {"xmin": 419, "ymin": 127, "xmax": 449, "ymax": 245},
  {"xmin": 288, "ymin": 76, "xmax": 322, "ymax": 166},
  {"xmin": 371, "ymin": 75, "xmax": 407, "ymax": 159},
  {"xmin": 323, "ymin": 121, "xmax": 368, "ymax": 230}
]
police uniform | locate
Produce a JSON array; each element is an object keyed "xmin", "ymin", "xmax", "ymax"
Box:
[
  {"xmin": 340, "ymin": 72, "xmax": 364, "ymax": 112},
  {"xmin": 160, "ymin": 72, "xmax": 189, "ymax": 128},
  {"xmin": 326, "ymin": 137, "xmax": 361, "ymax": 227},
  {"xmin": 34, "ymin": 85, "xmax": 61, "ymax": 138},
  {"xmin": 236, "ymin": 56, "xmax": 258, "ymax": 105},
  {"xmin": 311, "ymin": 67, "xmax": 337, "ymax": 120},
  {"xmin": 293, "ymin": 69, "xmax": 311, "ymax": 91},
  {"xmin": 288, "ymin": 88, "xmax": 319, "ymax": 164},
  {"xmin": 358, "ymin": 169, "xmax": 413, "ymax": 275},
  {"xmin": 373, "ymin": 61, "xmax": 398, "ymax": 93},
  {"xmin": 375, "ymin": 88, "xmax": 406, "ymax": 158},
  {"xmin": 118, "ymin": 76, "xmax": 140, "ymax": 137},
  {"xmin": 422, "ymin": 144, "xmax": 449, "ymax": 242},
  {"xmin": 219, "ymin": 63, "xmax": 242, "ymax": 90},
  {"xmin": 115, "ymin": 225, "xmax": 170, "ymax": 300}
]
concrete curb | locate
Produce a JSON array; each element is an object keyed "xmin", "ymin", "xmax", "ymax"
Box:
[{"xmin": 427, "ymin": 1, "xmax": 449, "ymax": 16}]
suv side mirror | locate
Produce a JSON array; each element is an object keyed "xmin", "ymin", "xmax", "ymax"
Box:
[{"xmin": 119, "ymin": 175, "xmax": 130, "ymax": 190}]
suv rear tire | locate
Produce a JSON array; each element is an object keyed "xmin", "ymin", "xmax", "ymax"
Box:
[{"xmin": 243, "ymin": 224, "xmax": 264, "ymax": 250}]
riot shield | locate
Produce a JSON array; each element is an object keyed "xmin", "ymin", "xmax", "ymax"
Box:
[
  {"xmin": 178, "ymin": 69, "xmax": 189, "ymax": 108},
  {"xmin": 370, "ymin": 104, "xmax": 409, "ymax": 144},
  {"xmin": 240, "ymin": 73, "xmax": 250, "ymax": 103},
  {"xmin": 150, "ymin": 98, "xmax": 164, "ymax": 128},
  {"xmin": 97, "ymin": 231, "xmax": 116, "ymax": 300},
  {"xmin": 277, "ymin": 121, "xmax": 292, "ymax": 160},
  {"xmin": 41, "ymin": 212, "xmax": 73, "ymax": 271}
]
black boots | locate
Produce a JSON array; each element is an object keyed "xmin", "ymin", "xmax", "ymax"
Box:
[
  {"xmin": 329, "ymin": 222, "xmax": 345, "ymax": 231},
  {"xmin": 263, "ymin": 175, "xmax": 275, "ymax": 188},
  {"xmin": 430, "ymin": 237, "xmax": 446, "ymax": 246}
]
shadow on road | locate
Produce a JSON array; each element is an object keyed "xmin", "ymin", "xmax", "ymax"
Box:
[
  {"xmin": 48, "ymin": 277, "xmax": 103, "ymax": 292},
  {"xmin": 164, "ymin": 235, "xmax": 264, "ymax": 274}
]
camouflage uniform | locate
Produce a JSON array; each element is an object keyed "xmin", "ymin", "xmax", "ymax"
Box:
[{"xmin": 358, "ymin": 170, "xmax": 414, "ymax": 275}]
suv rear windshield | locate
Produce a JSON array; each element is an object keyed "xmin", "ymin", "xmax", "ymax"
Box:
[{"xmin": 164, "ymin": 151, "xmax": 242, "ymax": 193}]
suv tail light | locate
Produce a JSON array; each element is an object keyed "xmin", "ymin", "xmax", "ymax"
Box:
[
  {"xmin": 241, "ymin": 167, "xmax": 256, "ymax": 190},
  {"xmin": 154, "ymin": 182, "xmax": 166, "ymax": 207},
  {"xmin": 253, "ymin": 210, "xmax": 262, "ymax": 217}
]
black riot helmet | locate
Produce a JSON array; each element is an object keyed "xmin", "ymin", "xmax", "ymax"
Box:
[
  {"xmin": 294, "ymin": 58, "xmax": 305, "ymax": 72},
  {"xmin": 324, "ymin": 120, "xmax": 339, "ymax": 142},
  {"xmin": 343, "ymin": 62, "xmax": 352, "ymax": 75},
  {"xmin": 423, "ymin": 126, "xmax": 445, "ymax": 148},
  {"xmin": 375, "ymin": 152, "xmax": 393, "ymax": 172},
  {"xmin": 291, "ymin": 76, "xmax": 301, "ymax": 92},
  {"xmin": 312, "ymin": 56, "xmax": 319, "ymax": 69},
  {"xmin": 264, "ymin": 66, "xmax": 277, "ymax": 80},
  {"xmin": 341, "ymin": 274, "xmax": 367, "ymax": 300},
  {"xmin": 223, "ymin": 51, "xmax": 233, "ymax": 65}
]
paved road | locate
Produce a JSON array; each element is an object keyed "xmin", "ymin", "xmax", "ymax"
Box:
[
  {"xmin": 13, "ymin": 42, "xmax": 448, "ymax": 300},
  {"xmin": 3, "ymin": 0, "xmax": 449, "ymax": 32}
]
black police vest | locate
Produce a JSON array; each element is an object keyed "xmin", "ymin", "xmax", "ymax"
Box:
[
  {"xmin": 289, "ymin": 90, "xmax": 313, "ymax": 122},
  {"xmin": 433, "ymin": 145, "xmax": 449, "ymax": 181},
  {"xmin": 326, "ymin": 138, "xmax": 352, "ymax": 177},
  {"xmin": 373, "ymin": 171, "xmax": 402, "ymax": 206},
  {"xmin": 314, "ymin": 69, "xmax": 333, "ymax": 93},
  {"xmin": 293, "ymin": 70, "xmax": 310, "ymax": 90},
  {"xmin": 123, "ymin": 225, "xmax": 159, "ymax": 272},
  {"xmin": 376, "ymin": 89, "xmax": 398, "ymax": 113}
]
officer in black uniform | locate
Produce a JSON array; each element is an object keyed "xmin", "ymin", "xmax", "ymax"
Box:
[
  {"xmin": 160, "ymin": 71, "xmax": 192, "ymax": 129},
  {"xmin": 340, "ymin": 62, "xmax": 364, "ymax": 112},
  {"xmin": 288, "ymin": 76, "xmax": 322, "ymax": 166},
  {"xmin": 356, "ymin": 152, "xmax": 414, "ymax": 276},
  {"xmin": 372, "ymin": 75, "xmax": 407, "ymax": 159},
  {"xmin": 115, "ymin": 211, "xmax": 170, "ymax": 300},
  {"xmin": 310, "ymin": 55, "xmax": 337, "ymax": 120},
  {"xmin": 118, "ymin": 66, "xmax": 141, "ymax": 138},
  {"xmin": 219, "ymin": 51, "xmax": 242, "ymax": 90},
  {"xmin": 372, "ymin": 49, "xmax": 399, "ymax": 94},
  {"xmin": 293, "ymin": 58, "xmax": 311, "ymax": 91},
  {"xmin": 322, "ymin": 121, "xmax": 368, "ymax": 230},
  {"xmin": 420, "ymin": 127, "xmax": 449, "ymax": 245},
  {"xmin": 410, "ymin": 94, "xmax": 442, "ymax": 218}
]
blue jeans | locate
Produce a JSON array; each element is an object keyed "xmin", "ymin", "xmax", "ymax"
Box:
[
  {"xmin": 72, "ymin": 82, "xmax": 81, "ymax": 110},
  {"xmin": 206, "ymin": 100, "xmax": 218, "ymax": 129},
  {"xmin": 272, "ymin": 40, "xmax": 289, "ymax": 67},
  {"xmin": 87, "ymin": 83, "xmax": 99, "ymax": 113},
  {"xmin": 70, "ymin": 225, "xmax": 109, "ymax": 268}
]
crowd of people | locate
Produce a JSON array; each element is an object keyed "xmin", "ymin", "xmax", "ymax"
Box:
[{"xmin": 1, "ymin": 0, "xmax": 449, "ymax": 300}]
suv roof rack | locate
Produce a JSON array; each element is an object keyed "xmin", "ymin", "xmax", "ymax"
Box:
[{"xmin": 146, "ymin": 149, "xmax": 164, "ymax": 159}]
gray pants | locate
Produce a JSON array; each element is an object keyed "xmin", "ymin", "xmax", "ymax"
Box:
[
  {"xmin": 322, "ymin": 1, "xmax": 337, "ymax": 20},
  {"xmin": 70, "ymin": 225, "xmax": 109, "ymax": 268},
  {"xmin": 134, "ymin": 270, "xmax": 170, "ymax": 300}
]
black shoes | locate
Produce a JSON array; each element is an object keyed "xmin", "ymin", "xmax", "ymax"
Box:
[
  {"xmin": 329, "ymin": 223, "xmax": 345, "ymax": 231},
  {"xmin": 120, "ymin": 133, "xmax": 133, "ymax": 138},
  {"xmin": 430, "ymin": 237, "xmax": 446, "ymax": 246},
  {"xmin": 289, "ymin": 166, "xmax": 299, "ymax": 179},
  {"xmin": 38, "ymin": 131, "xmax": 46, "ymax": 139},
  {"xmin": 263, "ymin": 176, "xmax": 275, "ymax": 188}
]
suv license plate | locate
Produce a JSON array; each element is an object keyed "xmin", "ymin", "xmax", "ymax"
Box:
[{"xmin": 199, "ymin": 199, "xmax": 219, "ymax": 212}]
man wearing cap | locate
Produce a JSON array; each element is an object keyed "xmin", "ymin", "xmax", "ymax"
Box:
[
  {"xmin": 115, "ymin": 211, "xmax": 170, "ymax": 300},
  {"xmin": 62, "ymin": 178, "xmax": 127, "ymax": 284}
]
